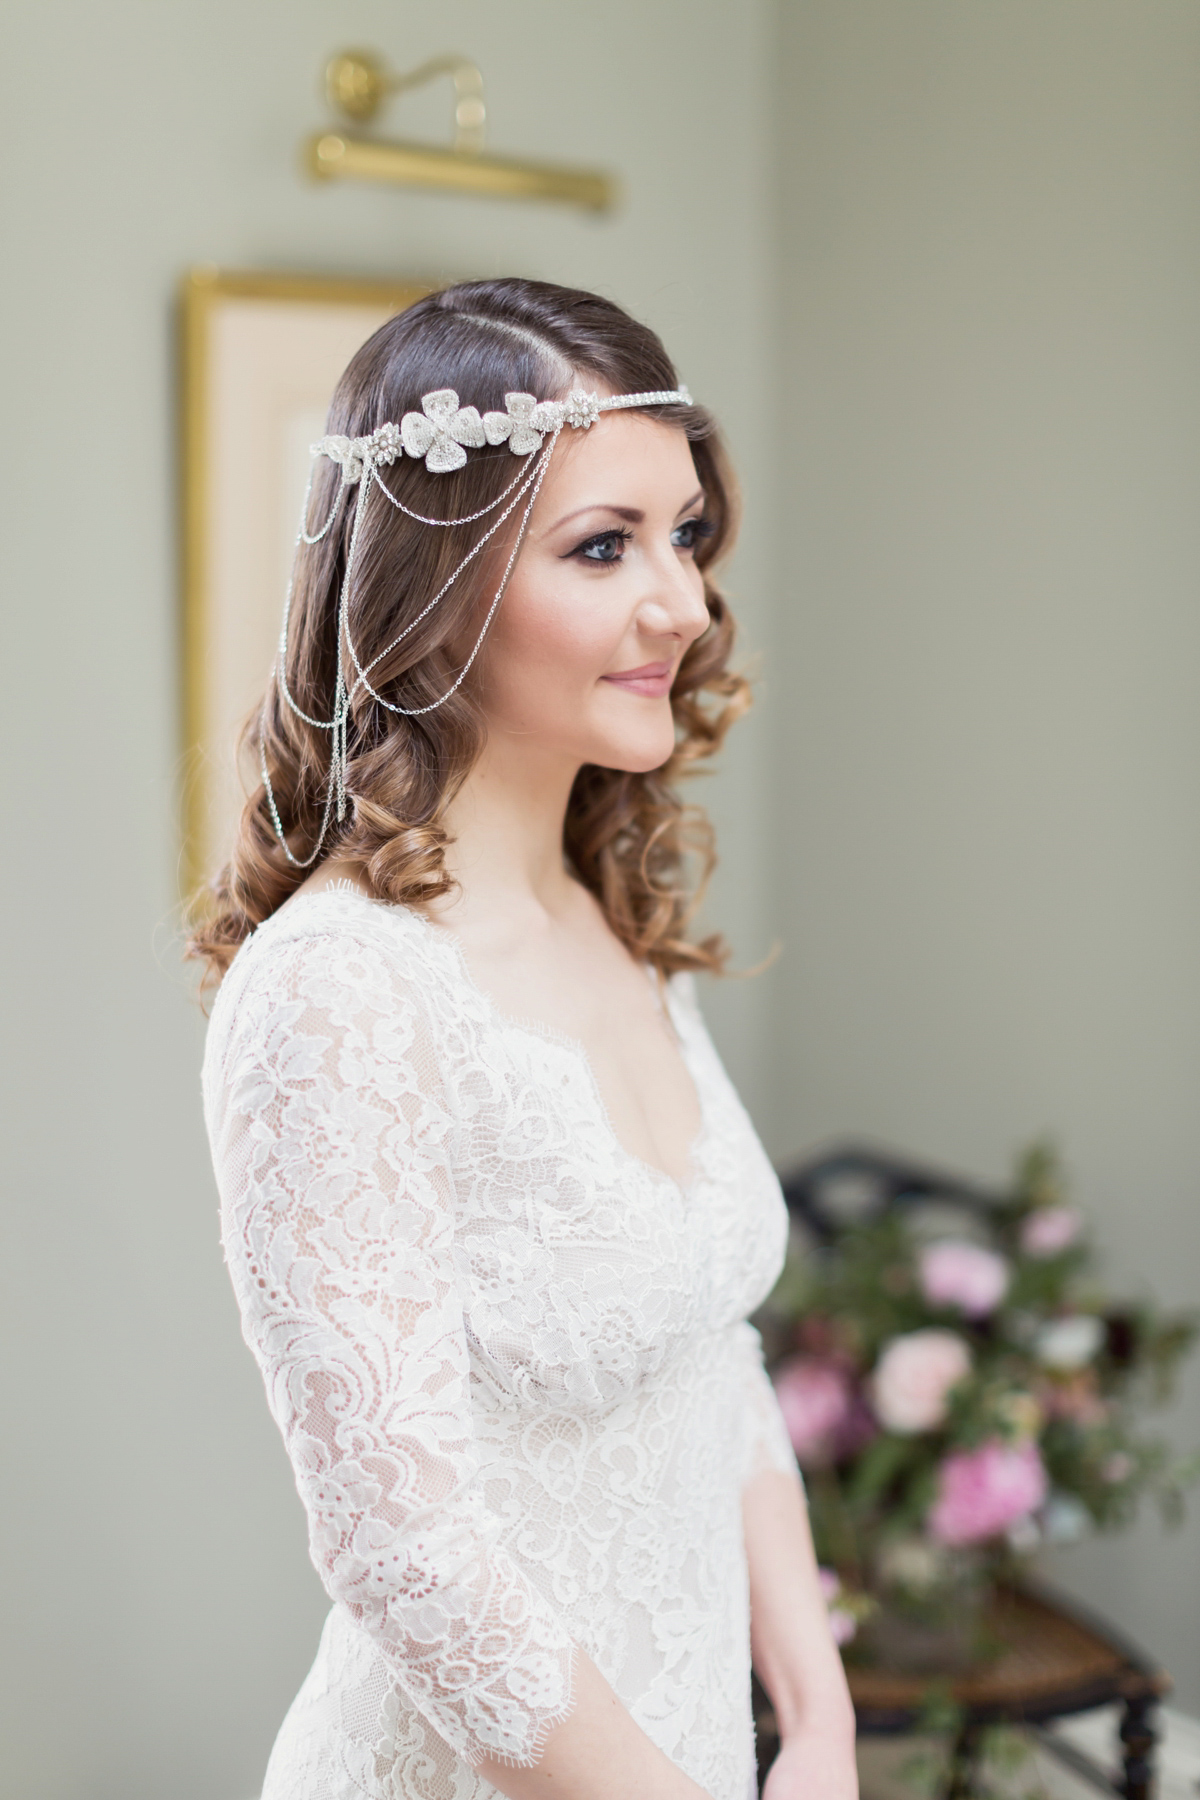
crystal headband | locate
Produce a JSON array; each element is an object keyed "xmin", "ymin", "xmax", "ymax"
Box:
[
  {"xmin": 262, "ymin": 380, "xmax": 697, "ymax": 868},
  {"xmin": 313, "ymin": 384, "xmax": 693, "ymax": 478}
]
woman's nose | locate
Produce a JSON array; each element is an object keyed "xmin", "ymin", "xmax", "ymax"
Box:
[{"xmin": 638, "ymin": 551, "xmax": 710, "ymax": 641}]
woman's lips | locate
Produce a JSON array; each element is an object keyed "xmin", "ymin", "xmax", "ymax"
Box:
[{"xmin": 600, "ymin": 661, "xmax": 674, "ymax": 698}]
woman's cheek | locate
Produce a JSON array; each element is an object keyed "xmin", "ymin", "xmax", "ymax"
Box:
[{"xmin": 531, "ymin": 587, "xmax": 620, "ymax": 674}]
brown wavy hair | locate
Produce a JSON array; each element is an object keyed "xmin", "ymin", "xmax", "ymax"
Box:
[{"xmin": 187, "ymin": 278, "xmax": 751, "ymax": 987}]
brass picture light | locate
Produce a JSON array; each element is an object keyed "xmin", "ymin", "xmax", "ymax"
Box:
[{"xmin": 305, "ymin": 49, "xmax": 618, "ymax": 214}]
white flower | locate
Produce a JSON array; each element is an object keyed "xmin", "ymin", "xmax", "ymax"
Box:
[
  {"xmin": 1041, "ymin": 1492, "xmax": 1091, "ymax": 1544},
  {"xmin": 1034, "ymin": 1314, "xmax": 1105, "ymax": 1371},
  {"xmin": 482, "ymin": 391, "xmax": 566, "ymax": 455},
  {"xmin": 400, "ymin": 389, "xmax": 487, "ymax": 472},
  {"xmin": 877, "ymin": 1536, "xmax": 944, "ymax": 1594}
]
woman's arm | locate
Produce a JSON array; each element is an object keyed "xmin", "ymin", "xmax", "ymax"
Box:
[
  {"xmin": 744, "ymin": 1469, "xmax": 858, "ymax": 1800},
  {"xmin": 477, "ymin": 1652, "xmax": 712, "ymax": 1800},
  {"xmin": 732, "ymin": 1323, "xmax": 857, "ymax": 1800}
]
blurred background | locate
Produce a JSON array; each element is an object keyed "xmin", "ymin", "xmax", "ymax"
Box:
[{"xmin": 2, "ymin": 3, "xmax": 1198, "ymax": 1796}]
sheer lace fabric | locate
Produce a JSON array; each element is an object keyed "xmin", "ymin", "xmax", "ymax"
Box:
[{"xmin": 203, "ymin": 892, "xmax": 797, "ymax": 1800}]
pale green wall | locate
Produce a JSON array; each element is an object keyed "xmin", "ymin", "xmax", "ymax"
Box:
[
  {"xmin": 3, "ymin": 4, "xmax": 1200, "ymax": 1796},
  {"xmin": 771, "ymin": 0, "xmax": 1200, "ymax": 1708}
]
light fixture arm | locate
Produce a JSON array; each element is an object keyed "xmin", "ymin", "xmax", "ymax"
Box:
[
  {"xmin": 325, "ymin": 50, "xmax": 486, "ymax": 154},
  {"xmin": 308, "ymin": 46, "xmax": 616, "ymax": 213}
]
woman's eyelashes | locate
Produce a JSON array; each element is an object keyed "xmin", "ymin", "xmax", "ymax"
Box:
[
  {"xmin": 671, "ymin": 516, "xmax": 716, "ymax": 552},
  {"xmin": 570, "ymin": 526, "xmax": 634, "ymax": 565},
  {"xmin": 565, "ymin": 516, "xmax": 715, "ymax": 566}
]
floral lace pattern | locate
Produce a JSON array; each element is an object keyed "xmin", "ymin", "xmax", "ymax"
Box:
[{"xmin": 203, "ymin": 891, "xmax": 796, "ymax": 1800}]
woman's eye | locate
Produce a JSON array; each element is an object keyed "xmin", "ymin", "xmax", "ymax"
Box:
[
  {"xmin": 573, "ymin": 529, "xmax": 632, "ymax": 564},
  {"xmin": 671, "ymin": 517, "xmax": 715, "ymax": 552}
]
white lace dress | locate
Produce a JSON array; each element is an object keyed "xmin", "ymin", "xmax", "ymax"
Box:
[{"xmin": 203, "ymin": 890, "xmax": 798, "ymax": 1800}]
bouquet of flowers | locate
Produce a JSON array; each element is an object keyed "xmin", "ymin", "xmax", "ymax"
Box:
[{"xmin": 758, "ymin": 1145, "xmax": 1198, "ymax": 1668}]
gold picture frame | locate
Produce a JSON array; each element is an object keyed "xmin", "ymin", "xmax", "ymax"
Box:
[{"xmin": 179, "ymin": 266, "xmax": 428, "ymax": 896}]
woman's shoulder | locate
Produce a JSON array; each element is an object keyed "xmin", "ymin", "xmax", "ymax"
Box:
[
  {"xmin": 206, "ymin": 888, "xmax": 462, "ymax": 1053},
  {"xmin": 235, "ymin": 885, "xmax": 424, "ymax": 967}
]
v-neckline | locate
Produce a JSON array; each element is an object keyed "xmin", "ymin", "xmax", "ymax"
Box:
[{"xmin": 296, "ymin": 887, "xmax": 709, "ymax": 1198}]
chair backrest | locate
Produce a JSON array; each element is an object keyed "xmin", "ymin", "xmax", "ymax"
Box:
[{"xmin": 778, "ymin": 1141, "xmax": 1002, "ymax": 1246}]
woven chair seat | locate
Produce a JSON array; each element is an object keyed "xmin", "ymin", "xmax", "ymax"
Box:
[{"xmin": 847, "ymin": 1586, "xmax": 1166, "ymax": 1723}]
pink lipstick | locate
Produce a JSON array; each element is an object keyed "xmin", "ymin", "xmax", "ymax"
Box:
[{"xmin": 600, "ymin": 661, "xmax": 675, "ymax": 699}]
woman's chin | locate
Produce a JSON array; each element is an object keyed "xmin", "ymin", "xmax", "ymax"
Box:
[{"xmin": 584, "ymin": 730, "xmax": 678, "ymax": 775}]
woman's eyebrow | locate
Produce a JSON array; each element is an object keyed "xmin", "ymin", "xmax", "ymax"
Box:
[
  {"xmin": 547, "ymin": 489, "xmax": 705, "ymax": 533},
  {"xmin": 550, "ymin": 503, "xmax": 644, "ymax": 530}
]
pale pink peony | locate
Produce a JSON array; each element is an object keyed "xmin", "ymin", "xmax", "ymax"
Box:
[
  {"xmin": 919, "ymin": 1241, "xmax": 1010, "ymax": 1318},
  {"xmin": 773, "ymin": 1358, "xmax": 855, "ymax": 1465},
  {"xmin": 871, "ymin": 1329, "xmax": 972, "ymax": 1434},
  {"xmin": 1020, "ymin": 1206, "xmax": 1084, "ymax": 1258},
  {"xmin": 928, "ymin": 1439, "xmax": 1048, "ymax": 1546}
]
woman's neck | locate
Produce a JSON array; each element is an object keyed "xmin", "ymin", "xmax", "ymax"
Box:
[
  {"xmin": 433, "ymin": 733, "xmax": 582, "ymax": 941},
  {"xmin": 291, "ymin": 735, "xmax": 585, "ymax": 935}
]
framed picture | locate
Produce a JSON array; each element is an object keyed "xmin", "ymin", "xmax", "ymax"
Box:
[{"xmin": 179, "ymin": 267, "xmax": 428, "ymax": 894}]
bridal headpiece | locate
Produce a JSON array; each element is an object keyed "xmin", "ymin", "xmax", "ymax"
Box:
[
  {"xmin": 313, "ymin": 384, "xmax": 684, "ymax": 479},
  {"xmin": 263, "ymin": 382, "xmax": 694, "ymax": 865}
]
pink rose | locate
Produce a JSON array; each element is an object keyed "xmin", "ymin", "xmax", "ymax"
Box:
[
  {"xmin": 919, "ymin": 1241, "xmax": 1010, "ymax": 1318},
  {"xmin": 773, "ymin": 1358, "xmax": 854, "ymax": 1465},
  {"xmin": 928, "ymin": 1439, "xmax": 1048, "ymax": 1546},
  {"xmin": 1020, "ymin": 1207, "xmax": 1083, "ymax": 1258},
  {"xmin": 871, "ymin": 1329, "xmax": 972, "ymax": 1433}
]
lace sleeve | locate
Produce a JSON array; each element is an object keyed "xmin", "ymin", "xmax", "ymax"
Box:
[
  {"xmin": 733, "ymin": 1322, "xmax": 802, "ymax": 1487},
  {"xmin": 205, "ymin": 927, "xmax": 577, "ymax": 1767}
]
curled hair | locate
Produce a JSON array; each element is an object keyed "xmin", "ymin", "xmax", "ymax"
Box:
[{"xmin": 187, "ymin": 278, "xmax": 751, "ymax": 987}]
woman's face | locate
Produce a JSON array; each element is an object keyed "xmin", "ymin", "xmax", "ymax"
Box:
[{"xmin": 474, "ymin": 409, "xmax": 714, "ymax": 774}]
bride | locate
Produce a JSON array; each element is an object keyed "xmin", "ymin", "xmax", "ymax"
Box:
[{"xmin": 192, "ymin": 278, "xmax": 856, "ymax": 1800}]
